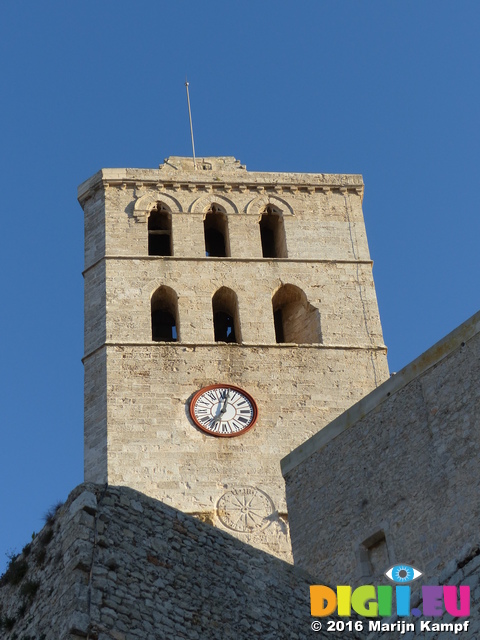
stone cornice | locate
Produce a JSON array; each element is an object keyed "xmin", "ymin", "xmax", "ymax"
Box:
[
  {"xmin": 82, "ymin": 341, "xmax": 387, "ymax": 363},
  {"xmin": 77, "ymin": 167, "xmax": 364, "ymax": 206},
  {"xmin": 82, "ymin": 255, "xmax": 374, "ymax": 277}
]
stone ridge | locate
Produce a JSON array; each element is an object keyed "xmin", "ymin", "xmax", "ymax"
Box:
[
  {"xmin": 161, "ymin": 156, "xmax": 247, "ymax": 172},
  {"xmin": 0, "ymin": 483, "xmax": 356, "ymax": 640}
]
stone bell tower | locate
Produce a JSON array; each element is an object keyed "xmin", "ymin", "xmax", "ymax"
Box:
[{"xmin": 78, "ymin": 156, "xmax": 388, "ymax": 559}]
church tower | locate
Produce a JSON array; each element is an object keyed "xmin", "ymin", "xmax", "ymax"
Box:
[{"xmin": 78, "ymin": 156, "xmax": 388, "ymax": 559}]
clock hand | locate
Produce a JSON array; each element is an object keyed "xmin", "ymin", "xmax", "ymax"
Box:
[
  {"xmin": 212, "ymin": 391, "xmax": 232, "ymax": 430},
  {"xmin": 215, "ymin": 397, "xmax": 228, "ymax": 419},
  {"xmin": 221, "ymin": 389, "xmax": 231, "ymax": 413}
]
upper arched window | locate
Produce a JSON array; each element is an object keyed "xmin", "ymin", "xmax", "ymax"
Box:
[
  {"xmin": 204, "ymin": 205, "xmax": 229, "ymax": 257},
  {"xmin": 272, "ymin": 284, "xmax": 321, "ymax": 344},
  {"xmin": 259, "ymin": 205, "xmax": 287, "ymax": 258},
  {"xmin": 212, "ymin": 287, "xmax": 241, "ymax": 343},
  {"xmin": 148, "ymin": 203, "xmax": 172, "ymax": 256},
  {"xmin": 151, "ymin": 286, "xmax": 179, "ymax": 342}
]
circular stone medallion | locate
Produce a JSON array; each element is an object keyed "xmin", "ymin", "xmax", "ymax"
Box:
[{"xmin": 217, "ymin": 486, "xmax": 275, "ymax": 533}]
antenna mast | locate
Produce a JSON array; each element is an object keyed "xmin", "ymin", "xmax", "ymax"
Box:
[{"xmin": 185, "ymin": 79, "xmax": 197, "ymax": 170}]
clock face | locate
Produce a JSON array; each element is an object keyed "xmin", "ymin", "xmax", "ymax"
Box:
[{"xmin": 190, "ymin": 384, "xmax": 258, "ymax": 437}]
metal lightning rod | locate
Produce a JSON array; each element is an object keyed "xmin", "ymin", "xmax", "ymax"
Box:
[{"xmin": 185, "ymin": 78, "xmax": 197, "ymax": 170}]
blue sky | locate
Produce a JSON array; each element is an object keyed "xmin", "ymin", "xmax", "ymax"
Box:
[{"xmin": 0, "ymin": 1, "xmax": 478, "ymax": 572}]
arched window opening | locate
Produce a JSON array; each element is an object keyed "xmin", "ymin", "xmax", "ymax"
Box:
[
  {"xmin": 148, "ymin": 203, "xmax": 172, "ymax": 256},
  {"xmin": 272, "ymin": 284, "xmax": 321, "ymax": 344},
  {"xmin": 259, "ymin": 205, "xmax": 287, "ymax": 258},
  {"xmin": 204, "ymin": 205, "xmax": 229, "ymax": 257},
  {"xmin": 151, "ymin": 286, "xmax": 179, "ymax": 342},
  {"xmin": 212, "ymin": 287, "xmax": 241, "ymax": 343}
]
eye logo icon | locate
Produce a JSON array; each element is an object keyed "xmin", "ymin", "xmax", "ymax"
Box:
[{"xmin": 385, "ymin": 564, "xmax": 423, "ymax": 583}]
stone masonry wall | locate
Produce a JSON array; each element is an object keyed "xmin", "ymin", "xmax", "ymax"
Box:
[
  {"xmin": 84, "ymin": 349, "xmax": 107, "ymax": 483},
  {"xmin": 3, "ymin": 489, "xmax": 477, "ymax": 638},
  {"xmin": 283, "ymin": 311, "xmax": 480, "ymax": 590},
  {"xmin": 0, "ymin": 483, "xmax": 357, "ymax": 640},
  {"xmin": 0, "ymin": 485, "xmax": 99, "ymax": 639},
  {"xmin": 98, "ymin": 259, "xmax": 383, "ymax": 348},
  {"xmin": 100, "ymin": 344, "xmax": 385, "ymax": 559}
]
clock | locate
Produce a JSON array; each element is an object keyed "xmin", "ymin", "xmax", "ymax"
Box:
[{"xmin": 190, "ymin": 384, "xmax": 258, "ymax": 437}]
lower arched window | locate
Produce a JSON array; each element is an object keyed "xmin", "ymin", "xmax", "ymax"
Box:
[
  {"xmin": 212, "ymin": 287, "xmax": 241, "ymax": 343},
  {"xmin": 272, "ymin": 284, "xmax": 321, "ymax": 344},
  {"xmin": 151, "ymin": 286, "xmax": 179, "ymax": 342}
]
